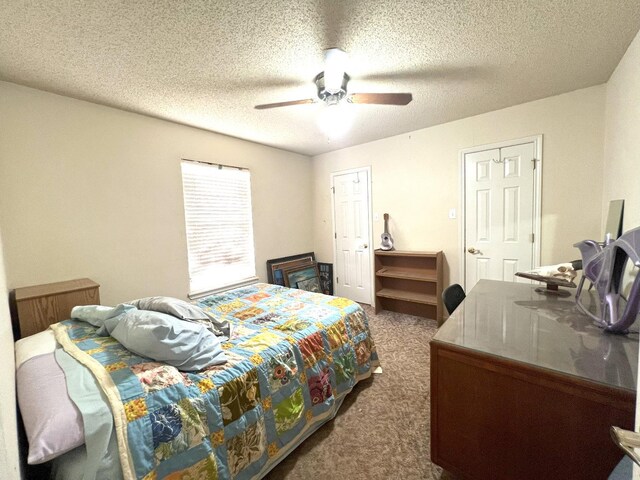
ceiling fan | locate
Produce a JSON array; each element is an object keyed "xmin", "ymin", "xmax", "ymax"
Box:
[{"xmin": 254, "ymin": 48, "xmax": 413, "ymax": 110}]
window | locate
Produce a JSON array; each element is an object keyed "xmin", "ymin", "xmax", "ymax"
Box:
[{"xmin": 181, "ymin": 160, "xmax": 256, "ymax": 295}]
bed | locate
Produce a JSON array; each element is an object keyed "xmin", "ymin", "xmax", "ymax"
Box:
[{"xmin": 16, "ymin": 282, "xmax": 379, "ymax": 480}]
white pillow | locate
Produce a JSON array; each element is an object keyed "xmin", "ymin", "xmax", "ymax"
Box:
[{"xmin": 15, "ymin": 331, "xmax": 84, "ymax": 464}]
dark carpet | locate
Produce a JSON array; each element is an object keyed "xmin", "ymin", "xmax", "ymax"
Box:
[{"xmin": 264, "ymin": 305, "xmax": 447, "ymax": 480}]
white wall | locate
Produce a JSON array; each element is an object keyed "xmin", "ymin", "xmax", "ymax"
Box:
[
  {"xmin": 0, "ymin": 229, "xmax": 20, "ymax": 478},
  {"xmin": 602, "ymin": 29, "xmax": 640, "ymax": 439},
  {"xmin": 0, "ymin": 82, "xmax": 313, "ymax": 305},
  {"xmin": 312, "ymin": 85, "xmax": 606, "ymax": 287},
  {"xmin": 603, "ymin": 30, "xmax": 640, "ymax": 232}
]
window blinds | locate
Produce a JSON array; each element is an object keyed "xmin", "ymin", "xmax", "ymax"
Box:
[{"xmin": 181, "ymin": 160, "xmax": 256, "ymax": 294}]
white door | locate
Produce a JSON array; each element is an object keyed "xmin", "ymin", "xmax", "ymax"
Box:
[
  {"xmin": 464, "ymin": 142, "xmax": 537, "ymax": 290},
  {"xmin": 332, "ymin": 169, "xmax": 372, "ymax": 304}
]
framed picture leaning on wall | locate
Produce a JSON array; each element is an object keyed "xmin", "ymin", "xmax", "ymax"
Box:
[
  {"xmin": 317, "ymin": 262, "xmax": 333, "ymax": 295},
  {"xmin": 266, "ymin": 252, "xmax": 316, "ymax": 286},
  {"xmin": 283, "ymin": 263, "xmax": 321, "ymax": 291}
]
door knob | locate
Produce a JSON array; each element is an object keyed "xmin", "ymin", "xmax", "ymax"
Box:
[
  {"xmin": 467, "ymin": 247, "xmax": 480, "ymax": 254},
  {"xmin": 359, "ymin": 244, "xmax": 369, "ymax": 249}
]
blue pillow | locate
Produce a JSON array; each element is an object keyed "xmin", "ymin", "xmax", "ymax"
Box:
[
  {"xmin": 128, "ymin": 296, "xmax": 230, "ymax": 338},
  {"xmin": 71, "ymin": 304, "xmax": 135, "ymax": 328},
  {"xmin": 109, "ymin": 310, "xmax": 227, "ymax": 371}
]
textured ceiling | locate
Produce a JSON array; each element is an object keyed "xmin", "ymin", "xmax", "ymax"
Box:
[{"xmin": 1, "ymin": 1, "xmax": 640, "ymax": 156}]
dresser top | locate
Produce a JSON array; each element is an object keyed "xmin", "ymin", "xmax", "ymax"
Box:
[
  {"xmin": 433, "ymin": 280, "xmax": 638, "ymax": 391},
  {"xmin": 14, "ymin": 278, "xmax": 99, "ymax": 301}
]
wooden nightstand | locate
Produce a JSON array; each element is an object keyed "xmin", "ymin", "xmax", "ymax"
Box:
[{"xmin": 13, "ymin": 278, "xmax": 100, "ymax": 338}]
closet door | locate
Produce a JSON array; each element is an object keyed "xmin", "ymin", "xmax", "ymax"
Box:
[
  {"xmin": 464, "ymin": 142, "xmax": 536, "ymax": 290},
  {"xmin": 332, "ymin": 169, "xmax": 372, "ymax": 304}
]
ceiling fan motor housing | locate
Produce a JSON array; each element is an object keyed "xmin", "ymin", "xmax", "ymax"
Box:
[{"xmin": 315, "ymin": 72, "xmax": 350, "ymax": 105}]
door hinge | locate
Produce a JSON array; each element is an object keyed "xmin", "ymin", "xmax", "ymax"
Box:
[
  {"xmin": 334, "ymin": 232, "xmax": 337, "ymax": 239},
  {"xmin": 331, "ymin": 186, "xmax": 335, "ymax": 193},
  {"xmin": 530, "ymin": 233, "xmax": 535, "ymax": 243},
  {"xmin": 532, "ymin": 158, "xmax": 537, "ymax": 169},
  {"xmin": 336, "ymin": 276, "xmax": 339, "ymax": 284}
]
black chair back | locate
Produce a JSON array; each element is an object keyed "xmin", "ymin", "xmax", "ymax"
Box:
[{"xmin": 442, "ymin": 284, "xmax": 466, "ymax": 315}]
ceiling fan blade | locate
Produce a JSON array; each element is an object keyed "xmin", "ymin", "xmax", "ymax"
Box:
[
  {"xmin": 347, "ymin": 93, "xmax": 413, "ymax": 105},
  {"xmin": 254, "ymin": 99, "xmax": 317, "ymax": 110}
]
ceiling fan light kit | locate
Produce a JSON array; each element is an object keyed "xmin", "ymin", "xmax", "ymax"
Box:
[
  {"xmin": 317, "ymin": 102, "xmax": 355, "ymax": 138},
  {"xmin": 315, "ymin": 71, "xmax": 350, "ymax": 106},
  {"xmin": 323, "ymin": 47, "xmax": 348, "ymax": 94}
]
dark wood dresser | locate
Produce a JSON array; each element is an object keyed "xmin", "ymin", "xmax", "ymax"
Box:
[{"xmin": 431, "ymin": 280, "xmax": 637, "ymax": 480}]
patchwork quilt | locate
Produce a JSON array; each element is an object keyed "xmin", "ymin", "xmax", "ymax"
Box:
[{"xmin": 52, "ymin": 283, "xmax": 379, "ymax": 480}]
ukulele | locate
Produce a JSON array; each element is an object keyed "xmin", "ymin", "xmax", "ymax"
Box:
[{"xmin": 380, "ymin": 213, "xmax": 395, "ymax": 250}]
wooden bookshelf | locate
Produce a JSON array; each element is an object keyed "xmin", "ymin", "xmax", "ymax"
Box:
[{"xmin": 374, "ymin": 250, "xmax": 443, "ymax": 323}]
